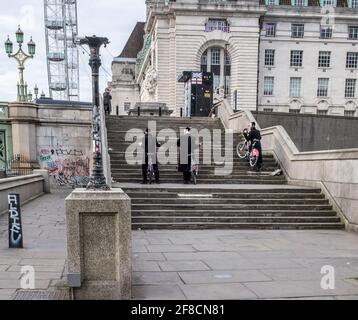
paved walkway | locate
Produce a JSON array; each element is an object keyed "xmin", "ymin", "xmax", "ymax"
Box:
[{"xmin": 1, "ymin": 189, "xmax": 358, "ymax": 300}]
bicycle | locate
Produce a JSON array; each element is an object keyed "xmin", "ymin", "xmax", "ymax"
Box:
[
  {"xmin": 249, "ymin": 140, "xmax": 260, "ymax": 168},
  {"xmin": 236, "ymin": 140, "xmax": 250, "ymax": 160},
  {"xmin": 189, "ymin": 153, "xmax": 198, "ymax": 185}
]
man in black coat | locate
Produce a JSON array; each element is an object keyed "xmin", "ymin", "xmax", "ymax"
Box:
[
  {"xmin": 177, "ymin": 127, "xmax": 195, "ymax": 184},
  {"xmin": 103, "ymin": 88, "xmax": 112, "ymax": 115},
  {"xmin": 248, "ymin": 122, "xmax": 263, "ymax": 171},
  {"xmin": 141, "ymin": 128, "xmax": 160, "ymax": 184}
]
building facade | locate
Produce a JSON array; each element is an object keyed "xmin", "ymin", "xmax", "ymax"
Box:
[{"xmin": 110, "ymin": 0, "xmax": 358, "ymax": 117}]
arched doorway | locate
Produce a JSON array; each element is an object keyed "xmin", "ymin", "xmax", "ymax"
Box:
[{"xmin": 200, "ymin": 46, "xmax": 231, "ymax": 96}]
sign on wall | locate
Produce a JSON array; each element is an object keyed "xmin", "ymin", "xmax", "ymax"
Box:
[{"xmin": 8, "ymin": 193, "xmax": 23, "ymax": 248}]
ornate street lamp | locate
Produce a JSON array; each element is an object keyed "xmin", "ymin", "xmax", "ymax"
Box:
[
  {"xmin": 34, "ymin": 85, "xmax": 39, "ymax": 100},
  {"xmin": 79, "ymin": 35, "xmax": 110, "ymax": 190},
  {"xmin": 4, "ymin": 26, "xmax": 36, "ymax": 102}
]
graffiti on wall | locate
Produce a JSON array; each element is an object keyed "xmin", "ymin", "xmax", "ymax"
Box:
[{"xmin": 39, "ymin": 146, "xmax": 90, "ymax": 188}]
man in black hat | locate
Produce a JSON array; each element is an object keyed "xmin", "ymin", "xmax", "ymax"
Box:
[
  {"xmin": 103, "ymin": 88, "xmax": 112, "ymax": 116},
  {"xmin": 141, "ymin": 128, "xmax": 161, "ymax": 184},
  {"xmin": 177, "ymin": 127, "xmax": 195, "ymax": 184}
]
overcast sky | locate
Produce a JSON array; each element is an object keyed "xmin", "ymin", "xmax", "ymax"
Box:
[{"xmin": 0, "ymin": 0, "xmax": 146, "ymax": 102}]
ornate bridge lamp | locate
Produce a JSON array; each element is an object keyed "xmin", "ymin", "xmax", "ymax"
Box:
[
  {"xmin": 79, "ymin": 35, "xmax": 110, "ymax": 190},
  {"xmin": 5, "ymin": 26, "xmax": 36, "ymax": 102}
]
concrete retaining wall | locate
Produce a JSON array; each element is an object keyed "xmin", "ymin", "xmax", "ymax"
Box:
[
  {"xmin": 218, "ymin": 103, "xmax": 358, "ymax": 232},
  {"xmin": 252, "ymin": 111, "xmax": 358, "ymax": 152},
  {"xmin": 0, "ymin": 174, "xmax": 47, "ymax": 215}
]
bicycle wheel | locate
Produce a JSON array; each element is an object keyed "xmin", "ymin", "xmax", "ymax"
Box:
[
  {"xmin": 237, "ymin": 142, "xmax": 248, "ymax": 159},
  {"xmin": 249, "ymin": 155, "xmax": 258, "ymax": 167},
  {"xmin": 192, "ymin": 171, "xmax": 197, "ymax": 185},
  {"xmin": 147, "ymin": 164, "xmax": 153, "ymax": 184}
]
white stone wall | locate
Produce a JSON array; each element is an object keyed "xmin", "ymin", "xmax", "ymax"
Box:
[
  {"xmin": 139, "ymin": 4, "xmax": 263, "ymax": 115},
  {"xmin": 258, "ymin": 10, "xmax": 358, "ymax": 116},
  {"xmin": 110, "ymin": 59, "xmax": 140, "ymax": 115},
  {"xmin": 112, "ymin": 1, "xmax": 358, "ymax": 117}
]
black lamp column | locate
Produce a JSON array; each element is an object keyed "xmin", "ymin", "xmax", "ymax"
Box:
[{"xmin": 79, "ymin": 35, "xmax": 110, "ymax": 190}]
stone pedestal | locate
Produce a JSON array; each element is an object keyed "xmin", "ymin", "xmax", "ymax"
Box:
[
  {"xmin": 8, "ymin": 102, "xmax": 39, "ymax": 168},
  {"xmin": 129, "ymin": 102, "xmax": 173, "ymax": 116},
  {"xmin": 33, "ymin": 169, "xmax": 51, "ymax": 193},
  {"xmin": 65, "ymin": 189, "xmax": 131, "ymax": 300}
]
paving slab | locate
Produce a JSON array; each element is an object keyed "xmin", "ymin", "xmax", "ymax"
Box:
[
  {"xmin": 133, "ymin": 252, "xmax": 166, "ymax": 261},
  {"xmin": 133, "ymin": 272, "xmax": 182, "ymax": 285},
  {"xmin": 204, "ymin": 257, "xmax": 302, "ymax": 270},
  {"xmin": 146, "ymin": 244, "xmax": 196, "ymax": 253},
  {"xmin": 158, "ymin": 261, "xmax": 210, "ymax": 272},
  {"xmin": 260, "ymin": 267, "xmax": 358, "ymax": 282},
  {"xmin": 178, "ymin": 270, "xmax": 271, "ymax": 284},
  {"xmin": 245, "ymin": 280, "xmax": 358, "ymax": 299},
  {"xmin": 133, "ymin": 261, "xmax": 161, "ymax": 272},
  {"xmin": 132, "ymin": 285, "xmax": 187, "ymax": 300},
  {"xmin": 180, "ymin": 283, "xmax": 258, "ymax": 300}
]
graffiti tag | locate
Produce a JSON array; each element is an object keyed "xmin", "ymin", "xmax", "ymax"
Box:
[{"xmin": 8, "ymin": 194, "xmax": 23, "ymax": 248}]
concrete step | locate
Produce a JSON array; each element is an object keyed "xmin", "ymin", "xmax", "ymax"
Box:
[
  {"xmin": 122, "ymin": 187, "xmax": 321, "ymax": 194},
  {"xmin": 126, "ymin": 192, "xmax": 325, "ymax": 199},
  {"xmin": 131, "ymin": 203, "xmax": 332, "ymax": 210},
  {"xmin": 132, "ymin": 216, "xmax": 341, "ymax": 224},
  {"xmin": 115, "ymin": 179, "xmax": 287, "ymax": 185},
  {"xmin": 130, "ymin": 198, "xmax": 327, "ymax": 205},
  {"xmin": 132, "ymin": 222, "xmax": 345, "ymax": 230},
  {"xmin": 131, "ymin": 209, "xmax": 337, "ymax": 217}
]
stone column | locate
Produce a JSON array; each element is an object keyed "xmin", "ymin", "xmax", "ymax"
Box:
[
  {"xmin": 8, "ymin": 102, "xmax": 39, "ymax": 168},
  {"xmin": 66, "ymin": 189, "xmax": 131, "ymax": 300},
  {"xmin": 207, "ymin": 48, "xmax": 211, "ymax": 73},
  {"xmin": 220, "ymin": 48, "xmax": 225, "ymax": 88}
]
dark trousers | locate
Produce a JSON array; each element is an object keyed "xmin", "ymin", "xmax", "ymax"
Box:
[
  {"xmin": 183, "ymin": 172, "xmax": 191, "ymax": 182},
  {"xmin": 142, "ymin": 164, "xmax": 159, "ymax": 182}
]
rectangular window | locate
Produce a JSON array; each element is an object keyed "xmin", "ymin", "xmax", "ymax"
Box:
[
  {"xmin": 317, "ymin": 110, "xmax": 328, "ymax": 115},
  {"xmin": 213, "ymin": 75, "xmax": 220, "ymax": 90},
  {"xmin": 263, "ymin": 108, "xmax": 274, "ymax": 112},
  {"xmin": 317, "ymin": 78, "xmax": 329, "ymax": 97},
  {"xmin": 264, "ymin": 49, "xmax": 275, "ymax": 66},
  {"xmin": 320, "ymin": 25, "xmax": 333, "ymax": 39},
  {"xmin": 352, "ymin": 0, "xmax": 358, "ymax": 8},
  {"xmin": 345, "ymin": 110, "xmax": 355, "ymax": 117},
  {"xmin": 293, "ymin": 0, "xmax": 306, "ymax": 6},
  {"xmin": 266, "ymin": 0, "xmax": 278, "ymax": 5},
  {"xmin": 322, "ymin": 0, "xmax": 335, "ymax": 6},
  {"xmin": 263, "ymin": 77, "xmax": 274, "ymax": 96},
  {"xmin": 318, "ymin": 51, "xmax": 331, "ymax": 68},
  {"xmin": 290, "ymin": 50, "xmax": 303, "ymax": 67},
  {"xmin": 348, "ymin": 26, "xmax": 358, "ymax": 40},
  {"xmin": 124, "ymin": 102, "xmax": 131, "ymax": 112},
  {"xmin": 346, "ymin": 52, "xmax": 358, "ymax": 69},
  {"xmin": 201, "ymin": 54, "xmax": 207, "ymax": 66},
  {"xmin": 211, "ymin": 48, "xmax": 221, "ymax": 65},
  {"xmin": 345, "ymin": 79, "xmax": 357, "ymax": 98},
  {"xmin": 290, "ymin": 77, "xmax": 302, "ymax": 97},
  {"xmin": 291, "ymin": 24, "xmax": 305, "ymax": 38},
  {"xmin": 206, "ymin": 19, "xmax": 230, "ymax": 33},
  {"xmin": 289, "ymin": 109, "xmax": 301, "ymax": 114},
  {"xmin": 265, "ymin": 23, "xmax": 276, "ymax": 37}
]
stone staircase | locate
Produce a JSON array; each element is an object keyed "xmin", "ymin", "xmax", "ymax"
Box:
[{"xmin": 106, "ymin": 115, "xmax": 344, "ymax": 230}]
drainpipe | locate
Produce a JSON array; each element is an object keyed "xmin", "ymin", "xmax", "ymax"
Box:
[{"xmin": 256, "ymin": 16, "xmax": 264, "ymax": 114}]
